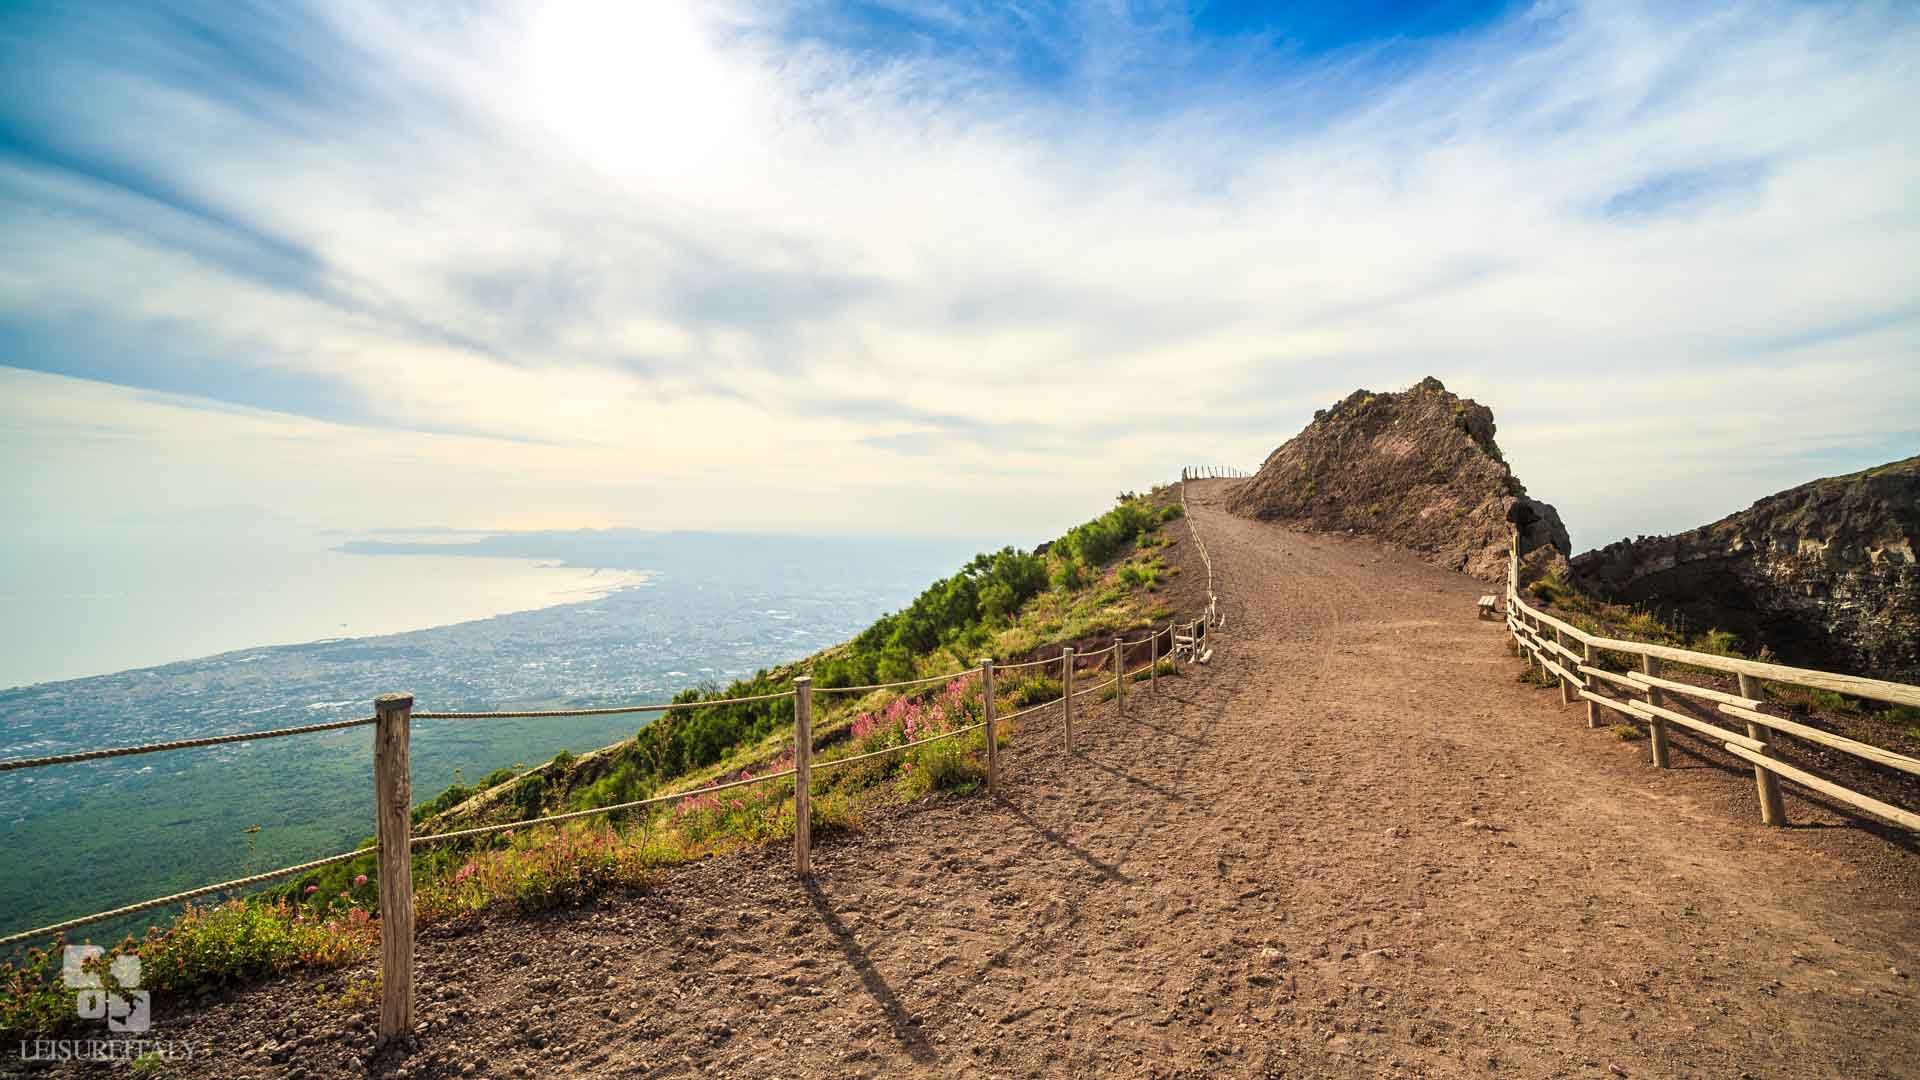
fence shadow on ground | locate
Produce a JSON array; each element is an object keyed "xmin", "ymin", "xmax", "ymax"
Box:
[
  {"xmin": 803, "ymin": 878, "xmax": 939, "ymax": 1065},
  {"xmin": 993, "ymin": 796, "xmax": 1133, "ymax": 885}
]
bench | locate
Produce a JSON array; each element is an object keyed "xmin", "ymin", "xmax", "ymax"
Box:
[{"xmin": 1477, "ymin": 595, "xmax": 1499, "ymax": 619}]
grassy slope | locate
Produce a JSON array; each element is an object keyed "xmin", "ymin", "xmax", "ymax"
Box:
[{"xmin": 2, "ymin": 487, "xmax": 1200, "ymax": 1035}]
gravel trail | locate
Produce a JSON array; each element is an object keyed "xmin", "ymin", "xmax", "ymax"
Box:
[{"xmin": 43, "ymin": 480, "xmax": 1915, "ymax": 1079}]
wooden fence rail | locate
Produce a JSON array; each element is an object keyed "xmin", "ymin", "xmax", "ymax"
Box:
[{"xmin": 1503, "ymin": 525, "xmax": 1920, "ymax": 836}]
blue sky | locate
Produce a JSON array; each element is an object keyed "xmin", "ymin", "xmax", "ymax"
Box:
[{"xmin": 1, "ymin": 0, "xmax": 1917, "ymax": 550}]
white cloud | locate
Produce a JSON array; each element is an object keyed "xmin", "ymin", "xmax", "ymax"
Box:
[{"xmin": 0, "ymin": 0, "xmax": 1916, "ymax": 550}]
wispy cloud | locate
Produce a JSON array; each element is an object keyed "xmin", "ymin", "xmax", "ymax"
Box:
[{"xmin": 1, "ymin": 0, "xmax": 1916, "ymax": 549}]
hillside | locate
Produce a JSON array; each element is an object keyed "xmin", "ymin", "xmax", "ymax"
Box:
[
  {"xmin": 1570, "ymin": 455, "xmax": 1920, "ymax": 681},
  {"xmin": 402, "ymin": 486, "xmax": 1207, "ymax": 842},
  {"xmin": 53, "ymin": 483, "xmax": 1917, "ymax": 1078},
  {"xmin": 0, "ymin": 486, "xmax": 1213, "ymax": 1039},
  {"xmin": 1227, "ymin": 376, "xmax": 1567, "ymax": 582}
]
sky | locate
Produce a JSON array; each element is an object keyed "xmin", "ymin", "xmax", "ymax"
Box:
[{"xmin": 2, "ymin": 0, "xmax": 1918, "ymax": 554}]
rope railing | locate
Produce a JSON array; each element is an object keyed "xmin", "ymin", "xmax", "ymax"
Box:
[
  {"xmin": 808, "ymin": 669, "xmax": 973, "ymax": 695},
  {"xmin": 810, "ymin": 721, "xmax": 990, "ymax": 775},
  {"xmin": 988, "ymin": 654, "xmax": 1065, "ymax": 674},
  {"xmin": 1070, "ymin": 677, "xmax": 1119, "ymax": 701},
  {"xmin": 0, "ymin": 848, "xmax": 369, "ymax": 950},
  {"xmin": 411, "ymin": 766, "xmax": 802, "ymax": 847},
  {"xmin": 413, "ymin": 687, "xmax": 797, "ymax": 720},
  {"xmin": 3, "ymin": 471, "xmax": 1237, "ymax": 1043},
  {"xmin": 1179, "ymin": 470, "xmax": 1224, "ymax": 636},
  {"xmin": 0, "ymin": 714, "xmax": 378, "ymax": 772}
]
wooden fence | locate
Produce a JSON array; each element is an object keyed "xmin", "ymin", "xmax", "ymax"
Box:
[
  {"xmin": 1502, "ymin": 525, "xmax": 1920, "ymax": 834},
  {"xmin": 0, "ymin": 474, "xmax": 1233, "ymax": 1042}
]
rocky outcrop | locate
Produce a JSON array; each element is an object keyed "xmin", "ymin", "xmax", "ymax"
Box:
[
  {"xmin": 1226, "ymin": 377, "xmax": 1568, "ymax": 583},
  {"xmin": 1571, "ymin": 456, "xmax": 1920, "ymax": 681}
]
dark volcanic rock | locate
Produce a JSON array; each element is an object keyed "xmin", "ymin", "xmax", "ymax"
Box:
[
  {"xmin": 1227, "ymin": 377, "xmax": 1568, "ymax": 583},
  {"xmin": 1571, "ymin": 456, "xmax": 1920, "ymax": 681}
]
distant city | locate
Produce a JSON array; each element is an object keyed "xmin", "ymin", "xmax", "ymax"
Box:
[{"xmin": 0, "ymin": 529, "xmax": 992, "ymax": 941}]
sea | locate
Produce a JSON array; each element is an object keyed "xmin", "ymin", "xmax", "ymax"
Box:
[{"xmin": 0, "ymin": 526, "xmax": 997, "ymax": 944}]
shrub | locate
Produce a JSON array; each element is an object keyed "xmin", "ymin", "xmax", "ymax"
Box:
[
  {"xmin": 135, "ymin": 899, "xmax": 373, "ymax": 993},
  {"xmin": 511, "ymin": 772, "xmax": 549, "ymax": 819},
  {"xmin": 418, "ymin": 824, "xmax": 656, "ymax": 920},
  {"xmin": 0, "ymin": 945, "xmax": 71, "ymax": 1038},
  {"xmin": 901, "ymin": 737, "xmax": 985, "ymax": 799},
  {"xmin": 1050, "ymin": 559, "xmax": 1086, "ymax": 592},
  {"xmin": 1007, "ymin": 675, "xmax": 1062, "ymax": 708},
  {"xmin": 1688, "ymin": 628, "xmax": 1744, "ymax": 658}
]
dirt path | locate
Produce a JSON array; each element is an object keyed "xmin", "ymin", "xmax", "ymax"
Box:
[{"xmin": 64, "ymin": 482, "xmax": 1918, "ymax": 1079}]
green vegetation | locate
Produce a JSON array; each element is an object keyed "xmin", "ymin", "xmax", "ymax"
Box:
[
  {"xmin": 2, "ymin": 490, "xmax": 1195, "ymax": 1037},
  {"xmin": 2, "ymin": 897, "xmax": 375, "ymax": 1039}
]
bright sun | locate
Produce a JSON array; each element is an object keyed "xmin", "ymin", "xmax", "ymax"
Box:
[{"xmin": 522, "ymin": 3, "xmax": 752, "ymax": 184}]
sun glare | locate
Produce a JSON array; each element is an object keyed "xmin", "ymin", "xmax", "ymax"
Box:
[{"xmin": 522, "ymin": 4, "xmax": 750, "ymax": 184}]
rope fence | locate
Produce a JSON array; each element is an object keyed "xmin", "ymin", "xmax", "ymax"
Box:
[
  {"xmin": 1180, "ymin": 468, "xmax": 1227, "ymax": 635},
  {"xmin": 0, "ymin": 849, "xmax": 368, "ymax": 949},
  {"xmin": 408, "ymin": 765, "xmax": 804, "ymax": 848},
  {"xmin": 0, "ymin": 715, "xmax": 378, "ymax": 772},
  {"xmin": 808, "ymin": 669, "xmax": 973, "ymax": 695},
  {"xmin": 2, "ymin": 479, "xmax": 1240, "ymax": 1042}
]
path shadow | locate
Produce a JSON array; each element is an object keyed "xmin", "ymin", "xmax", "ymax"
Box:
[
  {"xmin": 1078, "ymin": 751, "xmax": 1186, "ymax": 803},
  {"xmin": 1658, "ymin": 730, "xmax": 1920, "ymax": 857},
  {"xmin": 1125, "ymin": 713, "xmax": 1210, "ymax": 748},
  {"xmin": 994, "ymin": 796, "xmax": 1134, "ymax": 884},
  {"xmin": 803, "ymin": 879, "xmax": 940, "ymax": 1065}
]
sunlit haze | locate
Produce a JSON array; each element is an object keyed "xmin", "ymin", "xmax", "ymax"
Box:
[{"xmin": 2, "ymin": 1, "xmax": 1917, "ymax": 551}]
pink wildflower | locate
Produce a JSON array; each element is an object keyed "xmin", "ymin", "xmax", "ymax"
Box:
[
  {"xmin": 353, "ymin": 874, "xmax": 368, "ymax": 887},
  {"xmin": 304, "ymin": 884, "xmax": 318, "ymax": 895}
]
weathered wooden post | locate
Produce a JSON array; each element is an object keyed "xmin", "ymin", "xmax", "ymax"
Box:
[
  {"xmin": 1113, "ymin": 639, "xmax": 1126, "ymax": 715},
  {"xmin": 794, "ymin": 676, "xmax": 813, "ymax": 875},
  {"xmin": 1554, "ymin": 629, "xmax": 1575, "ymax": 705},
  {"xmin": 1061, "ymin": 648, "xmax": 1075, "ymax": 753},
  {"xmin": 373, "ymin": 692, "xmax": 414, "ymax": 1043},
  {"xmin": 1583, "ymin": 642, "xmax": 1600, "ymax": 728},
  {"xmin": 1641, "ymin": 655, "xmax": 1670, "ymax": 768},
  {"xmin": 1149, "ymin": 627, "xmax": 1159, "ymax": 693},
  {"xmin": 1738, "ymin": 673, "xmax": 1785, "ymax": 825},
  {"xmin": 980, "ymin": 660, "xmax": 999, "ymax": 795}
]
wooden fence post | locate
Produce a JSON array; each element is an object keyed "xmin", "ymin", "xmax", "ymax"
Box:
[
  {"xmin": 1739, "ymin": 673, "xmax": 1785, "ymax": 826},
  {"xmin": 1583, "ymin": 642, "xmax": 1599, "ymax": 728},
  {"xmin": 1113, "ymin": 639, "xmax": 1126, "ymax": 715},
  {"xmin": 1641, "ymin": 655, "xmax": 1670, "ymax": 768},
  {"xmin": 980, "ymin": 660, "xmax": 999, "ymax": 796},
  {"xmin": 1554, "ymin": 630, "xmax": 1575, "ymax": 705},
  {"xmin": 1149, "ymin": 628, "xmax": 1159, "ymax": 693},
  {"xmin": 373, "ymin": 693, "xmax": 414, "ymax": 1043},
  {"xmin": 1508, "ymin": 523, "xmax": 1520, "ymax": 594},
  {"xmin": 794, "ymin": 676, "xmax": 813, "ymax": 875},
  {"xmin": 1062, "ymin": 648, "xmax": 1075, "ymax": 753}
]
